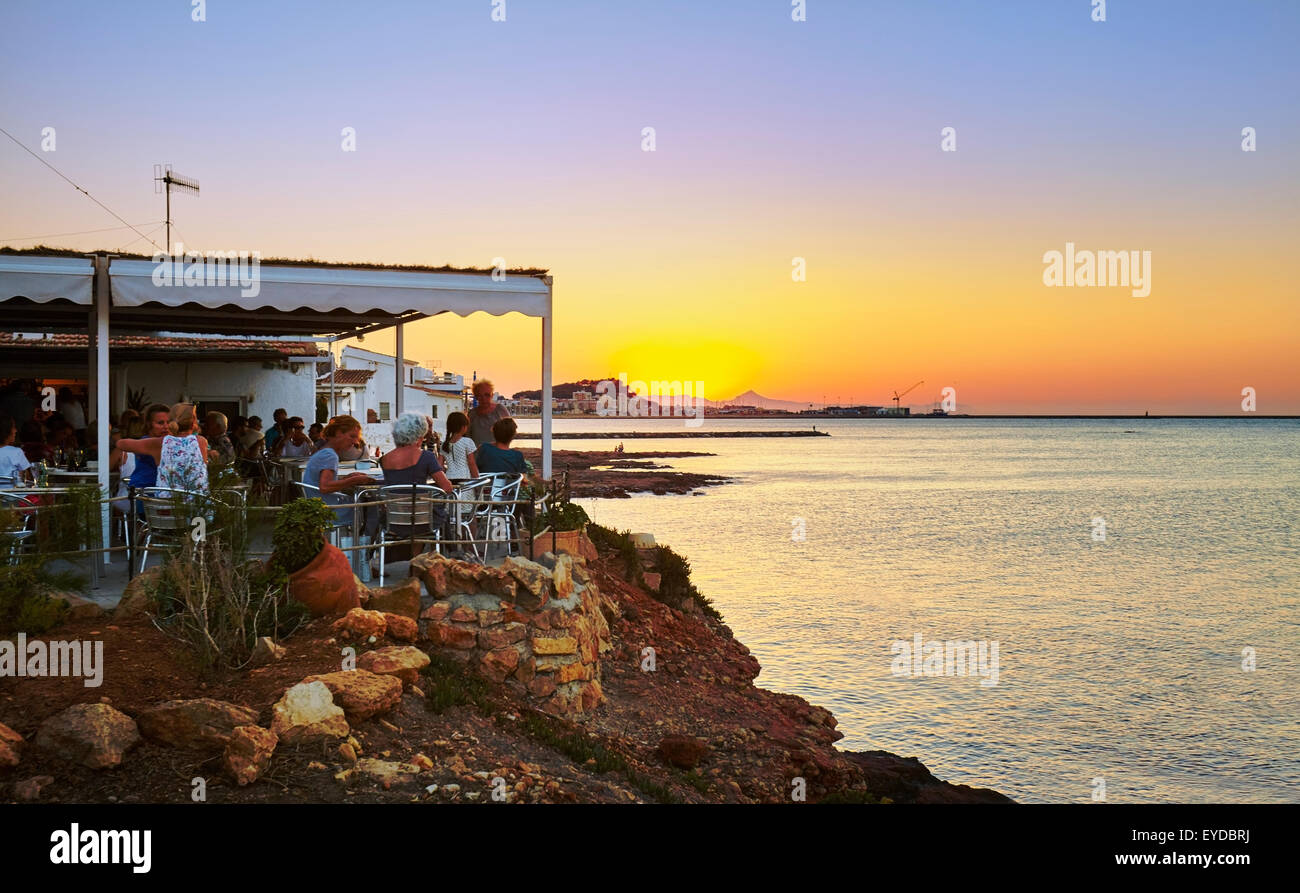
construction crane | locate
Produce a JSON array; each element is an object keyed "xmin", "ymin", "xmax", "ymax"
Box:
[{"xmin": 891, "ymin": 380, "xmax": 924, "ymax": 413}]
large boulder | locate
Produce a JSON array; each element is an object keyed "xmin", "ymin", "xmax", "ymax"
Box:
[
  {"xmin": 137, "ymin": 698, "xmax": 260, "ymax": 751},
  {"xmin": 223, "ymin": 725, "xmax": 278, "ymax": 786},
  {"xmin": 332, "ymin": 607, "xmax": 388, "ymax": 641},
  {"xmin": 356, "ymin": 646, "xmax": 430, "ymax": 685},
  {"xmin": 301, "ymin": 670, "xmax": 403, "ymax": 722},
  {"xmin": 115, "ymin": 567, "xmax": 162, "ymax": 620},
  {"xmin": 365, "ymin": 577, "xmax": 422, "ymax": 620},
  {"xmin": 270, "ymin": 681, "xmax": 350, "ymax": 744},
  {"xmin": 0, "ymin": 721, "xmax": 23, "ymax": 769},
  {"xmin": 35, "ymin": 703, "xmax": 141, "ymax": 769}
]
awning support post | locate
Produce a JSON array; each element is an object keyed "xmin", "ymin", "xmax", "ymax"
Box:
[
  {"xmin": 541, "ymin": 277, "xmax": 553, "ymax": 480},
  {"xmin": 395, "ymin": 322, "xmax": 405, "ymax": 420},
  {"xmin": 94, "ymin": 255, "xmax": 111, "ymax": 567}
]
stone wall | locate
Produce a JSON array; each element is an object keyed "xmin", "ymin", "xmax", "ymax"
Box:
[{"xmin": 410, "ymin": 552, "xmax": 612, "ymax": 716}]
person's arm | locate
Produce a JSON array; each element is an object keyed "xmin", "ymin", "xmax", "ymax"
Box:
[
  {"xmin": 432, "ymin": 470, "xmax": 454, "ymax": 493},
  {"xmin": 117, "ymin": 437, "xmax": 164, "ymax": 461},
  {"xmin": 466, "ymin": 445, "xmax": 479, "ymax": 478},
  {"xmin": 319, "ymin": 468, "xmax": 375, "ymax": 494}
]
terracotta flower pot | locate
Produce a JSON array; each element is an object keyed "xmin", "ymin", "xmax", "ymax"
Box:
[
  {"xmin": 287, "ymin": 542, "xmax": 360, "ymax": 617},
  {"xmin": 532, "ymin": 525, "xmax": 597, "ymax": 561}
]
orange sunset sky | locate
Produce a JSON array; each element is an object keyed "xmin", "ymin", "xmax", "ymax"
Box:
[{"xmin": 1, "ymin": 2, "xmax": 1296, "ymax": 413}]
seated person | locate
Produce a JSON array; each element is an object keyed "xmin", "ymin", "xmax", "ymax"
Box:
[
  {"xmin": 238, "ymin": 415, "xmax": 266, "ymax": 458},
  {"xmin": 274, "ymin": 416, "xmax": 315, "ymax": 458},
  {"xmin": 367, "ymin": 413, "xmax": 454, "ymax": 556},
  {"xmin": 0, "ymin": 414, "xmax": 32, "ymax": 484},
  {"xmin": 202, "ymin": 411, "xmax": 237, "ymax": 465},
  {"xmin": 308, "ymin": 422, "xmax": 325, "ymax": 450},
  {"xmin": 475, "ymin": 418, "xmax": 529, "ymax": 475},
  {"xmin": 302, "ymin": 415, "xmax": 376, "ymax": 526}
]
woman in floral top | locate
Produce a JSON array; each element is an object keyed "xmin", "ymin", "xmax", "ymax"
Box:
[{"xmin": 118, "ymin": 403, "xmax": 211, "ymax": 494}]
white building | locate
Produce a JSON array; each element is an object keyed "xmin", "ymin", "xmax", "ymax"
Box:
[
  {"xmin": 0, "ymin": 332, "xmax": 320, "ymax": 426},
  {"xmin": 318, "ymin": 346, "xmax": 466, "ymax": 447}
]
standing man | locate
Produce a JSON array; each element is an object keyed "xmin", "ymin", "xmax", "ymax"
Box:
[{"xmin": 468, "ymin": 379, "xmax": 511, "ymax": 447}]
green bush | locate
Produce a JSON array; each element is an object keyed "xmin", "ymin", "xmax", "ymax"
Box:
[
  {"xmin": 586, "ymin": 523, "xmax": 643, "ymax": 584},
  {"xmin": 529, "ymin": 500, "xmax": 590, "ymax": 535},
  {"xmin": 654, "ymin": 546, "xmax": 723, "ymax": 622},
  {"xmin": 0, "ymin": 560, "xmax": 85, "ymax": 634},
  {"xmin": 271, "ymin": 497, "xmax": 335, "ymax": 574}
]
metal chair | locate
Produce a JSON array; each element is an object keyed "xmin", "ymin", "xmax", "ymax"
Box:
[
  {"xmin": 374, "ymin": 484, "xmax": 446, "ymax": 585},
  {"xmin": 135, "ymin": 487, "xmax": 229, "ymax": 573},
  {"xmin": 0, "ymin": 490, "xmax": 37, "ymax": 566},
  {"xmin": 485, "ymin": 473, "xmax": 524, "ymax": 560},
  {"xmin": 450, "ymin": 476, "xmax": 494, "ymax": 562}
]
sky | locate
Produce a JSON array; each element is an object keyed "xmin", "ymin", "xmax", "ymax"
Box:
[{"xmin": 1, "ymin": 0, "xmax": 1297, "ymax": 413}]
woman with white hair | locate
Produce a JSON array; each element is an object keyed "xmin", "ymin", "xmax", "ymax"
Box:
[
  {"xmin": 380, "ymin": 412, "xmax": 455, "ymax": 492},
  {"xmin": 366, "ymin": 413, "xmax": 455, "ymax": 567}
]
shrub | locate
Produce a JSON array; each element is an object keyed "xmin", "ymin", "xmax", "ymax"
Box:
[
  {"xmin": 270, "ymin": 497, "xmax": 336, "ymax": 574},
  {"xmin": 586, "ymin": 523, "xmax": 643, "ymax": 584},
  {"xmin": 151, "ymin": 538, "xmax": 309, "ymax": 671},
  {"xmin": 529, "ymin": 500, "xmax": 590, "ymax": 535},
  {"xmin": 0, "ymin": 560, "xmax": 86, "ymax": 634},
  {"xmin": 654, "ymin": 546, "xmax": 723, "ymax": 622}
]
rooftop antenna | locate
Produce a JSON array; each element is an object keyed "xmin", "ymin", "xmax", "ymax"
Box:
[{"xmin": 153, "ymin": 165, "xmax": 200, "ymax": 255}]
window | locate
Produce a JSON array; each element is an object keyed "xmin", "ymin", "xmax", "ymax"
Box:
[
  {"xmin": 430, "ymin": 406, "xmax": 438, "ymax": 418},
  {"xmin": 379, "ymin": 402, "xmax": 390, "ymax": 421}
]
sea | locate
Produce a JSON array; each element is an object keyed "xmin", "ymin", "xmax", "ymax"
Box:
[{"xmin": 516, "ymin": 416, "xmax": 1299, "ymax": 804}]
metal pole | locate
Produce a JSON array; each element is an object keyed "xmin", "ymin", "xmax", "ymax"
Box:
[
  {"xmin": 408, "ymin": 485, "xmax": 416, "ymax": 562},
  {"xmin": 329, "ymin": 343, "xmax": 336, "ymax": 416},
  {"xmin": 95, "ymin": 255, "xmax": 111, "ymax": 567},
  {"xmin": 395, "ymin": 322, "xmax": 405, "ymax": 419},
  {"xmin": 541, "ymin": 278, "xmax": 553, "ymax": 480}
]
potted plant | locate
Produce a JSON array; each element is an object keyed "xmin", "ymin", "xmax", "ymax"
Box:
[
  {"xmin": 271, "ymin": 498, "xmax": 359, "ymax": 616},
  {"xmin": 530, "ymin": 501, "xmax": 596, "ymax": 561}
]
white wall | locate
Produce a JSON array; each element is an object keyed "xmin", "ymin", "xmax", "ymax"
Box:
[{"xmin": 121, "ymin": 360, "xmax": 317, "ymax": 421}]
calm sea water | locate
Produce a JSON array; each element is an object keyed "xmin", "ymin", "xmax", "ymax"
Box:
[{"xmin": 519, "ymin": 417, "xmax": 1300, "ymax": 803}]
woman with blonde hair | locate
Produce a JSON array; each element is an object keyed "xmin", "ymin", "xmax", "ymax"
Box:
[
  {"xmin": 303, "ymin": 415, "xmax": 377, "ymax": 525},
  {"xmin": 118, "ymin": 402, "xmax": 211, "ymax": 494}
]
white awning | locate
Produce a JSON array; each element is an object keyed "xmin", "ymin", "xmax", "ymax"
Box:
[
  {"xmin": 0, "ymin": 254, "xmax": 94, "ymax": 304},
  {"xmin": 108, "ymin": 259, "xmax": 551, "ymax": 318}
]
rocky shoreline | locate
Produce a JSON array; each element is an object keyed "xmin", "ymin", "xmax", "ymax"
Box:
[
  {"xmin": 0, "ymin": 535, "xmax": 1009, "ymax": 805},
  {"xmin": 520, "ymin": 448, "xmax": 731, "ymax": 498}
]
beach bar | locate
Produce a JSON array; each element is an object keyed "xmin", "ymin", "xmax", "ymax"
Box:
[{"xmin": 0, "ymin": 251, "xmax": 555, "ymax": 563}]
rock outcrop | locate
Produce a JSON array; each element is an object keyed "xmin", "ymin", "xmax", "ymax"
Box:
[
  {"xmin": 302, "ymin": 670, "xmax": 403, "ymax": 722},
  {"xmin": 223, "ymin": 725, "xmax": 278, "ymax": 786},
  {"xmin": 34, "ymin": 703, "xmax": 141, "ymax": 769},
  {"xmin": 137, "ymin": 698, "xmax": 259, "ymax": 751},
  {"xmin": 270, "ymin": 681, "xmax": 350, "ymax": 744}
]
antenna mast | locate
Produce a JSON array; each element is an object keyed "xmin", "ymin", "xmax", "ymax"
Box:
[{"xmin": 153, "ymin": 165, "xmax": 200, "ymax": 254}]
